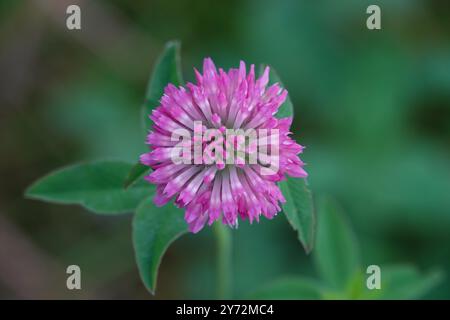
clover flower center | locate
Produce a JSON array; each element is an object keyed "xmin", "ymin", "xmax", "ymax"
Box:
[{"xmin": 170, "ymin": 121, "xmax": 280, "ymax": 174}]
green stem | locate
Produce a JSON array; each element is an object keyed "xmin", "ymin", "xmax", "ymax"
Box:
[{"xmin": 213, "ymin": 222, "xmax": 232, "ymax": 299}]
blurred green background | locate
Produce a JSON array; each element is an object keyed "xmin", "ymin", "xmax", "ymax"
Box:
[{"xmin": 0, "ymin": 0, "xmax": 449, "ymax": 299}]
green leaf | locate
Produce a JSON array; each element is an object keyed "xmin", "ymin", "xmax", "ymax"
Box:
[
  {"xmin": 123, "ymin": 163, "xmax": 149, "ymax": 189},
  {"xmin": 259, "ymin": 64, "xmax": 314, "ymax": 252},
  {"xmin": 142, "ymin": 40, "xmax": 183, "ymax": 132},
  {"xmin": 279, "ymin": 178, "xmax": 315, "ymax": 253},
  {"xmin": 314, "ymin": 197, "xmax": 360, "ymax": 290},
  {"xmin": 133, "ymin": 198, "xmax": 188, "ymax": 294},
  {"xmin": 250, "ymin": 277, "xmax": 323, "ymax": 300},
  {"xmin": 25, "ymin": 161, "xmax": 154, "ymax": 214},
  {"xmin": 361, "ymin": 265, "xmax": 444, "ymax": 300},
  {"xmin": 344, "ymin": 270, "xmax": 367, "ymax": 300},
  {"xmin": 259, "ymin": 64, "xmax": 294, "ymax": 119},
  {"xmin": 127, "ymin": 41, "xmax": 184, "ymax": 189}
]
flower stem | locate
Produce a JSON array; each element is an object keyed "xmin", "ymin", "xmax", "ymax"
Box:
[{"xmin": 213, "ymin": 222, "xmax": 232, "ymax": 299}]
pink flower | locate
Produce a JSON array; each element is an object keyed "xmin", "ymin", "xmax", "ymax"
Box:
[{"xmin": 141, "ymin": 58, "xmax": 307, "ymax": 233}]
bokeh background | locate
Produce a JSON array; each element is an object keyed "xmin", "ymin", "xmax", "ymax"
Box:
[{"xmin": 1, "ymin": 0, "xmax": 449, "ymax": 299}]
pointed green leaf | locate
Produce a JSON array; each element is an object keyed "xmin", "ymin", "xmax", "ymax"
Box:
[
  {"xmin": 127, "ymin": 41, "xmax": 184, "ymax": 188},
  {"xmin": 142, "ymin": 40, "xmax": 183, "ymax": 132},
  {"xmin": 123, "ymin": 162, "xmax": 149, "ymax": 189},
  {"xmin": 279, "ymin": 178, "xmax": 315, "ymax": 253},
  {"xmin": 25, "ymin": 161, "xmax": 154, "ymax": 214},
  {"xmin": 132, "ymin": 198, "xmax": 188, "ymax": 294},
  {"xmin": 250, "ymin": 276, "xmax": 323, "ymax": 300},
  {"xmin": 314, "ymin": 197, "xmax": 360, "ymax": 290},
  {"xmin": 259, "ymin": 65, "xmax": 314, "ymax": 252}
]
